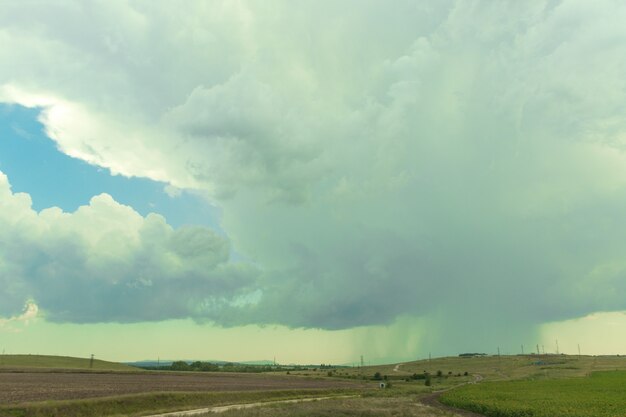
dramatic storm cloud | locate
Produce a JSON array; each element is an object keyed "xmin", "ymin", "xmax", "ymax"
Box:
[{"xmin": 2, "ymin": 0, "xmax": 626, "ymax": 353}]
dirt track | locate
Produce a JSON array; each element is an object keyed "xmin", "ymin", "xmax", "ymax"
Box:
[
  {"xmin": 420, "ymin": 391, "xmax": 485, "ymax": 417},
  {"xmin": 0, "ymin": 371, "xmax": 364, "ymax": 404},
  {"xmin": 419, "ymin": 374, "xmax": 485, "ymax": 417}
]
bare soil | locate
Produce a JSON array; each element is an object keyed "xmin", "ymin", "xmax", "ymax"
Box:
[{"xmin": 0, "ymin": 371, "xmax": 365, "ymax": 404}]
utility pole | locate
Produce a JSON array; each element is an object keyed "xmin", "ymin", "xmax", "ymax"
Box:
[
  {"xmin": 536, "ymin": 344, "xmax": 540, "ymax": 355},
  {"xmin": 89, "ymin": 354, "xmax": 94, "ymax": 369},
  {"xmin": 556, "ymin": 340, "xmax": 559, "ymax": 355},
  {"xmin": 360, "ymin": 355, "xmax": 364, "ymax": 368},
  {"xmin": 429, "ymin": 352, "xmax": 431, "ymax": 362},
  {"xmin": 578, "ymin": 344, "xmax": 581, "ymax": 358}
]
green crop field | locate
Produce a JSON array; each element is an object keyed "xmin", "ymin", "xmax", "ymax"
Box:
[
  {"xmin": 441, "ymin": 370, "xmax": 626, "ymax": 417},
  {"xmin": 0, "ymin": 354, "xmax": 138, "ymax": 371}
]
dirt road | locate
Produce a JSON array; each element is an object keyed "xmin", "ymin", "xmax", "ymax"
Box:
[
  {"xmin": 143, "ymin": 395, "xmax": 357, "ymax": 416},
  {"xmin": 419, "ymin": 374, "xmax": 485, "ymax": 417}
]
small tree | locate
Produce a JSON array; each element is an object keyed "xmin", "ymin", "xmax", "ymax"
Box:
[
  {"xmin": 171, "ymin": 361, "xmax": 190, "ymax": 371},
  {"xmin": 373, "ymin": 372, "xmax": 382, "ymax": 380}
]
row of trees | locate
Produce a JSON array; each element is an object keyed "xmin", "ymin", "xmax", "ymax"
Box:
[
  {"xmin": 372, "ymin": 370, "xmax": 469, "ymax": 386},
  {"xmin": 155, "ymin": 361, "xmax": 276, "ymax": 373},
  {"xmin": 143, "ymin": 361, "xmax": 341, "ymax": 373}
]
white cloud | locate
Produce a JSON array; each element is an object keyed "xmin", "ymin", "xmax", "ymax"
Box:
[
  {"xmin": 0, "ymin": 300, "xmax": 38, "ymax": 333},
  {"xmin": 0, "ymin": 171, "xmax": 258, "ymax": 323},
  {"xmin": 2, "ymin": 1, "xmax": 626, "ymax": 352},
  {"xmin": 164, "ymin": 185, "xmax": 182, "ymax": 198},
  {"xmin": 0, "ymin": 300, "xmax": 38, "ymax": 326}
]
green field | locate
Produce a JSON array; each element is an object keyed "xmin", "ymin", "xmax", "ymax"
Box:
[
  {"xmin": 441, "ymin": 370, "xmax": 626, "ymax": 417},
  {"xmin": 0, "ymin": 354, "xmax": 138, "ymax": 371}
]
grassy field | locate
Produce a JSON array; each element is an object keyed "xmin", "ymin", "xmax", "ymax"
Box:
[
  {"xmin": 0, "ymin": 354, "xmax": 137, "ymax": 372},
  {"xmin": 290, "ymin": 354, "xmax": 626, "ymax": 383},
  {"xmin": 441, "ymin": 370, "xmax": 626, "ymax": 417},
  {"xmin": 0, "ymin": 389, "xmax": 361, "ymax": 417}
]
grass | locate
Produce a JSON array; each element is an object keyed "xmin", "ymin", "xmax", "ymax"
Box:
[
  {"xmin": 0, "ymin": 389, "xmax": 361, "ymax": 417},
  {"xmin": 198, "ymin": 396, "xmax": 447, "ymax": 417},
  {"xmin": 297, "ymin": 354, "xmax": 626, "ymax": 384},
  {"xmin": 441, "ymin": 370, "xmax": 626, "ymax": 417},
  {"xmin": 0, "ymin": 355, "xmax": 138, "ymax": 372}
]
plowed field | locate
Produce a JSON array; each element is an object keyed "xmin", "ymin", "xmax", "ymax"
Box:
[{"xmin": 0, "ymin": 372, "xmax": 364, "ymax": 404}]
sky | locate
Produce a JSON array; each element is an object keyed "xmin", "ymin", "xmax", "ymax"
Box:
[{"xmin": 2, "ymin": 0, "xmax": 626, "ymax": 364}]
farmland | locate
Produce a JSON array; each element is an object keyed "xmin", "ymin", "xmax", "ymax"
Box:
[
  {"xmin": 0, "ymin": 355, "xmax": 369, "ymax": 417},
  {"xmin": 441, "ymin": 370, "xmax": 626, "ymax": 417},
  {"xmin": 5, "ymin": 354, "xmax": 626, "ymax": 416},
  {"xmin": 0, "ymin": 370, "xmax": 366, "ymax": 404}
]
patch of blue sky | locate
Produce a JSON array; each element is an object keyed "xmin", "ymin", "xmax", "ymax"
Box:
[{"xmin": 0, "ymin": 103, "xmax": 222, "ymax": 232}]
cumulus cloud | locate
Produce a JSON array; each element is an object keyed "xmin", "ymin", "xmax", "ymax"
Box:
[
  {"xmin": 0, "ymin": 172, "xmax": 258, "ymax": 323},
  {"xmin": 2, "ymin": 1, "xmax": 626, "ymax": 352}
]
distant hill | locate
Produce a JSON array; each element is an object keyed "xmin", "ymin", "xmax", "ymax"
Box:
[
  {"xmin": 0, "ymin": 354, "xmax": 139, "ymax": 371},
  {"xmin": 126, "ymin": 359, "xmax": 276, "ymax": 367}
]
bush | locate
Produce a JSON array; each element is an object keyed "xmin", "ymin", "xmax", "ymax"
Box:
[
  {"xmin": 171, "ymin": 361, "xmax": 190, "ymax": 371},
  {"xmin": 373, "ymin": 372, "xmax": 382, "ymax": 380}
]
